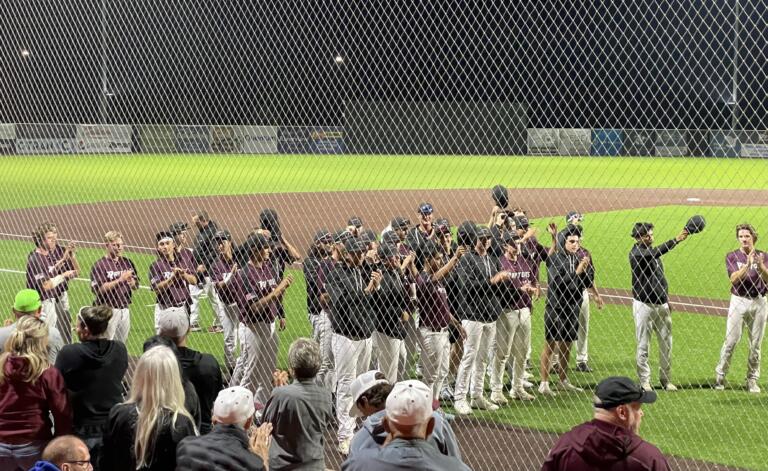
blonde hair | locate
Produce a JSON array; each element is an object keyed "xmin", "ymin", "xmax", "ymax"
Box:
[
  {"xmin": 0, "ymin": 316, "xmax": 50, "ymax": 384},
  {"xmin": 104, "ymin": 231, "xmax": 123, "ymax": 243},
  {"xmin": 127, "ymin": 346, "xmax": 196, "ymax": 468}
]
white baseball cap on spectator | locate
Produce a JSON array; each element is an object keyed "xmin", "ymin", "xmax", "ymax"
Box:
[
  {"xmin": 213, "ymin": 387, "xmax": 256, "ymax": 426},
  {"xmin": 385, "ymin": 380, "xmax": 433, "ymax": 426},
  {"xmin": 349, "ymin": 370, "xmax": 389, "ymax": 417},
  {"xmin": 155, "ymin": 309, "xmax": 189, "ymax": 338}
]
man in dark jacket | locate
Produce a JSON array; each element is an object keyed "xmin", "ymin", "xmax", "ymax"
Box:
[
  {"xmin": 542, "ymin": 376, "xmax": 670, "ymax": 471},
  {"xmin": 630, "ymin": 222, "xmax": 688, "ymax": 391},
  {"xmin": 176, "ymin": 386, "xmax": 272, "ymax": 471},
  {"xmin": 327, "ymin": 237, "xmax": 382, "ymax": 455},
  {"xmin": 55, "ymin": 305, "xmax": 128, "ymax": 470}
]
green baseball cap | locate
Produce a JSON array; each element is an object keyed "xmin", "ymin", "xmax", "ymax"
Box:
[{"xmin": 13, "ymin": 289, "xmax": 42, "ymax": 313}]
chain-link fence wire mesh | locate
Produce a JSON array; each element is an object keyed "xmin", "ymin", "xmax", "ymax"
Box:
[{"xmin": 1, "ymin": 1, "xmax": 768, "ymax": 470}]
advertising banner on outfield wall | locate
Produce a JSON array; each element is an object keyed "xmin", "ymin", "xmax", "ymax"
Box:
[
  {"xmin": 622, "ymin": 129, "xmax": 656, "ymax": 156},
  {"xmin": 236, "ymin": 126, "xmax": 278, "ymax": 154},
  {"xmin": 557, "ymin": 129, "xmax": 591, "ymax": 156},
  {"xmin": 210, "ymin": 126, "xmax": 238, "ymax": 153},
  {"xmin": 709, "ymin": 131, "xmax": 741, "ymax": 158},
  {"xmin": 527, "ymin": 129, "xmax": 559, "ymax": 155},
  {"xmin": 16, "ymin": 123, "xmax": 77, "ymax": 154},
  {"xmin": 139, "ymin": 125, "xmax": 175, "ymax": 153},
  {"xmin": 175, "ymin": 125, "xmax": 210, "ymax": 153},
  {"xmin": 309, "ymin": 127, "xmax": 345, "ymax": 154},
  {"xmin": 278, "ymin": 127, "xmax": 312, "ymax": 154},
  {"xmin": 654, "ymin": 130, "xmax": 688, "ymax": 157},
  {"xmin": 590, "ymin": 129, "xmax": 622, "ymax": 156},
  {"xmin": 739, "ymin": 130, "xmax": 768, "ymax": 158},
  {"xmin": 0, "ymin": 124, "xmax": 15, "ymax": 155},
  {"xmin": 76, "ymin": 125, "xmax": 132, "ymax": 153}
]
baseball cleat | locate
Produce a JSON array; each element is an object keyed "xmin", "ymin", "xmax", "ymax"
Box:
[
  {"xmin": 522, "ymin": 379, "xmax": 535, "ymax": 389},
  {"xmin": 512, "ymin": 388, "xmax": 535, "ymax": 401},
  {"xmin": 747, "ymin": 379, "xmax": 761, "ymax": 394},
  {"xmin": 337, "ymin": 439, "xmax": 351, "ymax": 456},
  {"xmin": 538, "ymin": 382, "xmax": 556, "ymax": 396},
  {"xmin": 440, "ymin": 386, "xmax": 455, "ymax": 402},
  {"xmin": 714, "ymin": 375, "xmax": 725, "ymax": 391},
  {"xmin": 640, "ymin": 382, "xmax": 653, "ymax": 392},
  {"xmin": 558, "ymin": 380, "xmax": 584, "ymax": 393},
  {"xmin": 453, "ymin": 399, "xmax": 472, "ymax": 415},
  {"xmin": 576, "ymin": 362, "xmax": 593, "ymax": 373},
  {"xmin": 471, "ymin": 396, "xmax": 500, "ymax": 411},
  {"xmin": 661, "ymin": 382, "xmax": 678, "ymax": 391},
  {"xmin": 523, "ymin": 371, "xmax": 534, "ymax": 380},
  {"xmin": 490, "ymin": 391, "xmax": 509, "ymax": 406}
]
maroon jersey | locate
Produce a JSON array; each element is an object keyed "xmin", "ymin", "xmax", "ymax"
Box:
[
  {"xmin": 498, "ymin": 255, "xmax": 535, "ymax": 310},
  {"xmin": 232, "ymin": 261, "xmax": 280, "ymax": 323},
  {"xmin": 149, "ymin": 256, "xmax": 195, "ymax": 309},
  {"xmin": 210, "ymin": 254, "xmax": 237, "ymax": 305},
  {"xmin": 521, "ymin": 236, "xmax": 549, "ymax": 282},
  {"xmin": 50, "ymin": 245, "xmax": 75, "ymax": 297},
  {"xmin": 90, "ymin": 256, "xmax": 138, "ymax": 308},
  {"xmin": 26, "ymin": 249, "xmax": 68, "ymax": 301},
  {"xmin": 726, "ymin": 249, "xmax": 768, "ymax": 298},
  {"xmin": 416, "ymin": 272, "xmax": 452, "ymax": 330}
]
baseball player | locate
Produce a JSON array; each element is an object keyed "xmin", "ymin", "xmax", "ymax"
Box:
[
  {"xmin": 304, "ymin": 229, "xmax": 336, "ymax": 390},
  {"xmin": 26, "ymin": 222, "xmax": 79, "ymax": 343},
  {"xmin": 89, "ymin": 230, "xmax": 139, "ymax": 343},
  {"xmin": 381, "ymin": 216, "xmax": 411, "ymax": 245},
  {"xmin": 538, "ymin": 225, "xmax": 590, "ymax": 396},
  {"xmin": 406, "ymin": 202, "xmax": 437, "ymax": 250},
  {"xmin": 630, "ymin": 222, "xmax": 688, "ymax": 391},
  {"xmin": 169, "ymin": 222, "xmax": 204, "ymax": 331},
  {"xmin": 149, "ymin": 231, "xmax": 197, "ymax": 334},
  {"xmin": 209, "ymin": 230, "xmax": 240, "ymax": 375},
  {"xmin": 347, "ymin": 216, "xmax": 364, "ymax": 238},
  {"xmin": 327, "ymin": 237, "xmax": 381, "ymax": 454},
  {"xmin": 230, "ymin": 233, "xmax": 294, "ymax": 406},
  {"xmin": 192, "ymin": 211, "xmax": 226, "ymax": 333},
  {"xmin": 715, "ymin": 223, "xmax": 768, "ymax": 393}
]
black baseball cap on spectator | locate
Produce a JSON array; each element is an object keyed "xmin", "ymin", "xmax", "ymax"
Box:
[
  {"xmin": 314, "ymin": 229, "xmax": 333, "ymax": 243},
  {"xmin": 214, "ymin": 230, "xmax": 231, "ymax": 242},
  {"xmin": 348, "ymin": 216, "xmax": 363, "ymax": 228},
  {"xmin": 169, "ymin": 222, "xmax": 189, "ymax": 235},
  {"xmin": 378, "ymin": 243, "xmax": 398, "ymax": 259},
  {"xmin": 382, "ymin": 231, "xmax": 401, "ymax": 245},
  {"xmin": 334, "ymin": 229, "xmax": 354, "ymax": 244},
  {"xmin": 513, "ymin": 216, "xmax": 530, "ymax": 229},
  {"xmin": 593, "ymin": 376, "xmax": 657, "ymax": 410},
  {"xmin": 418, "ymin": 202, "xmax": 434, "ymax": 215},
  {"xmin": 391, "ymin": 217, "xmax": 411, "ymax": 230},
  {"xmin": 344, "ymin": 238, "xmax": 368, "ymax": 253}
]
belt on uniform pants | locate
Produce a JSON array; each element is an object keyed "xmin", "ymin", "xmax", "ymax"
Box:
[{"xmin": 422, "ymin": 325, "xmax": 448, "ymax": 333}]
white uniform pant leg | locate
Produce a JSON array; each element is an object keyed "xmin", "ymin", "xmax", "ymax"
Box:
[
  {"xmin": 314, "ymin": 310, "xmax": 336, "ymax": 391},
  {"xmin": 107, "ymin": 308, "xmax": 131, "ymax": 344},
  {"xmin": 470, "ymin": 321, "xmax": 496, "ymax": 399},
  {"xmin": 490, "ymin": 309, "xmax": 516, "ymax": 394},
  {"xmin": 511, "ymin": 308, "xmax": 532, "ymax": 390},
  {"xmin": 454, "ymin": 320, "xmax": 484, "ymax": 401},
  {"xmin": 220, "ymin": 303, "xmax": 240, "ymax": 372},
  {"xmin": 633, "ymin": 300, "xmax": 654, "ymax": 384},
  {"xmin": 654, "ymin": 303, "xmax": 673, "ymax": 385},
  {"xmin": 716, "ymin": 295, "xmax": 750, "ymax": 378},
  {"xmin": 332, "ymin": 334, "xmax": 371, "ymax": 442},
  {"xmin": 420, "ymin": 328, "xmax": 451, "ymax": 399},
  {"xmin": 576, "ymin": 289, "xmax": 590, "ymax": 363},
  {"xmin": 746, "ymin": 296, "xmax": 768, "ymax": 380},
  {"xmin": 206, "ymin": 278, "xmax": 225, "ymax": 327},
  {"xmin": 240, "ymin": 321, "xmax": 278, "ymax": 406},
  {"xmin": 373, "ymin": 332, "xmax": 402, "ymax": 383},
  {"xmin": 54, "ymin": 293, "xmax": 72, "ymax": 344},
  {"xmin": 230, "ymin": 324, "xmax": 248, "ymax": 387},
  {"xmin": 399, "ymin": 312, "xmax": 421, "ymax": 381},
  {"xmin": 188, "ymin": 284, "xmax": 202, "ymax": 326}
]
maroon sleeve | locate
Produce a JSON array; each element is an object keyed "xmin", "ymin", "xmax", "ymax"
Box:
[
  {"xmin": 26, "ymin": 252, "xmax": 49, "ymax": 290},
  {"xmin": 90, "ymin": 259, "xmax": 107, "ymax": 295},
  {"xmin": 149, "ymin": 261, "xmax": 163, "ymax": 291},
  {"xmin": 725, "ymin": 252, "xmax": 739, "ymax": 277},
  {"xmin": 44, "ymin": 368, "xmax": 73, "ymax": 436}
]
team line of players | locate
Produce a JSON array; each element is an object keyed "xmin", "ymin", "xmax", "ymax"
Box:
[{"xmin": 23, "ymin": 205, "xmax": 768, "ymax": 452}]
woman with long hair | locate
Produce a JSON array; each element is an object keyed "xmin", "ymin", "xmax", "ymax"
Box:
[
  {"xmin": 0, "ymin": 315, "xmax": 72, "ymax": 471},
  {"xmin": 100, "ymin": 345, "xmax": 197, "ymax": 471}
]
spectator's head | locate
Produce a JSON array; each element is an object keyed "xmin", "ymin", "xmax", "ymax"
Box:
[
  {"xmin": 154, "ymin": 309, "xmax": 190, "ymax": 346},
  {"xmin": 287, "ymin": 337, "xmax": 321, "ymax": 381},
  {"xmin": 104, "ymin": 230, "xmax": 124, "ymax": 259},
  {"xmin": 593, "ymin": 376, "xmax": 657, "ymax": 434},
  {"xmin": 213, "ymin": 386, "xmax": 255, "ymax": 429},
  {"xmin": 382, "ymin": 380, "xmax": 435, "ymax": 440},
  {"xmin": 142, "ymin": 335, "xmax": 187, "ymax": 379},
  {"xmin": 12, "ymin": 288, "xmax": 42, "ymax": 319},
  {"xmin": 129, "ymin": 346, "xmax": 196, "ymax": 468},
  {"xmin": 350, "ymin": 370, "xmax": 391, "ymax": 418},
  {"xmin": 76, "ymin": 305, "xmax": 112, "ymax": 341},
  {"xmin": 0, "ymin": 315, "xmax": 49, "ymax": 384},
  {"xmin": 33, "ymin": 222, "xmax": 58, "ymax": 251},
  {"xmin": 42, "ymin": 435, "xmax": 91, "ymax": 470}
]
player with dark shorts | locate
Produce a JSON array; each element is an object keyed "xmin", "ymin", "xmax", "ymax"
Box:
[
  {"xmin": 149, "ymin": 231, "xmax": 197, "ymax": 334},
  {"xmin": 539, "ymin": 225, "xmax": 590, "ymax": 396}
]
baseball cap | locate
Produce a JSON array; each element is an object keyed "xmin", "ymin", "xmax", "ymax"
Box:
[
  {"xmin": 156, "ymin": 231, "xmax": 174, "ymax": 243},
  {"xmin": 476, "ymin": 226, "xmax": 492, "ymax": 240},
  {"xmin": 313, "ymin": 228, "xmax": 333, "ymax": 243},
  {"xmin": 169, "ymin": 222, "xmax": 189, "ymax": 235},
  {"xmin": 417, "ymin": 202, "xmax": 434, "ymax": 215},
  {"xmin": 502, "ymin": 231, "xmax": 521, "ymax": 245},
  {"xmin": 350, "ymin": 370, "xmax": 389, "ymax": 417},
  {"xmin": 334, "ymin": 229, "xmax": 354, "ymax": 244},
  {"xmin": 348, "ymin": 216, "xmax": 363, "ymax": 227},
  {"xmin": 245, "ymin": 233, "xmax": 270, "ymax": 251},
  {"xmin": 360, "ymin": 229, "xmax": 378, "ymax": 244},
  {"xmin": 419, "ymin": 240, "xmax": 441, "ymax": 259},
  {"xmin": 391, "ymin": 217, "xmax": 411, "ymax": 230},
  {"xmin": 513, "ymin": 216, "xmax": 530, "ymax": 229},
  {"xmin": 378, "ymin": 243, "xmax": 398, "ymax": 259},
  {"xmin": 382, "ymin": 231, "xmax": 401, "ymax": 246},
  {"xmin": 385, "ymin": 380, "xmax": 433, "ymax": 426},
  {"xmin": 566, "ymin": 211, "xmax": 584, "ymax": 223},
  {"xmin": 344, "ymin": 238, "xmax": 368, "ymax": 254},
  {"xmin": 593, "ymin": 376, "xmax": 657, "ymax": 410},
  {"xmin": 155, "ymin": 309, "xmax": 190, "ymax": 338},
  {"xmin": 13, "ymin": 289, "xmax": 41, "ymax": 313},
  {"xmin": 213, "ymin": 230, "xmax": 231, "ymax": 242},
  {"xmin": 213, "ymin": 387, "xmax": 256, "ymax": 425}
]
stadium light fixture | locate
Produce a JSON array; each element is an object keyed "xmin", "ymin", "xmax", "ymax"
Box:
[
  {"xmin": 334, "ymin": 55, "xmax": 344, "ymax": 65},
  {"xmin": 20, "ymin": 49, "xmax": 30, "ymax": 58}
]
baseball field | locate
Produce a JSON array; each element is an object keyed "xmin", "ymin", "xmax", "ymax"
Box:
[{"xmin": 1, "ymin": 154, "xmax": 766, "ymax": 470}]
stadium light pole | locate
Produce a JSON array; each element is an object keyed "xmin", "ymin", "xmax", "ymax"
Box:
[
  {"xmin": 99, "ymin": 0, "xmax": 109, "ymax": 124},
  {"xmin": 730, "ymin": 0, "xmax": 741, "ymax": 133},
  {"xmin": 334, "ymin": 55, "xmax": 346, "ymax": 125}
]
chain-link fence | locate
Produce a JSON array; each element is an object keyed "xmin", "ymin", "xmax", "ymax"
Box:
[{"xmin": 1, "ymin": 1, "xmax": 767, "ymax": 470}]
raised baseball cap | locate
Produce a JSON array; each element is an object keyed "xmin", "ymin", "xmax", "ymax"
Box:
[
  {"xmin": 313, "ymin": 228, "xmax": 333, "ymax": 243},
  {"xmin": 513, "ymin": 215, "xmax": 530, "ymax": 229},
  {"xmin": 417, "ymin": 202, "xmax": 434, "ymax": 215},
  {"xmin": 386, "ymin": 380, "xmax": 433, "ymax": 426},
  {"xmin": 344, "ymin": 238, "xmax": 368, "ymax": 254},
  {"xmin": 391, "ymin": 217, "xmax": 411, "ymax": 230},
  {"xmin": 593, "ymin": 376, "xmax": 657, "ymax": 410},
  {"xmin": 348, "ymin": 216, "xmax": 363, "ymax": 227},
  {"xmin": 213, "ymin": 387, "xmax": 256, "ymax": 425},
  {"xmin": 13, "ymin": 289, "xmax": 41, "ymax": 313},
  {"xmin": 168, "ymin": 222, "xmax": 189, "ymax": 235},
  {"xmin": 350, "ymin": 370, "xmax": 389, "ymax": 417},
  {"xmin": 334, "ymin": 229, "xmax": 354, "ymax": 244},
  {"xmin": 566, "ymin": 211, "xmax": 584, "ymax": 223},
  {"xmin": 155, "ymin": 308, "xmax": 190, "ymax": 338}
]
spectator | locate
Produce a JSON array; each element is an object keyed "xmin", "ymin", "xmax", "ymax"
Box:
[
  {"xmin": 55, "ymin": 306, "xmax": 128, "ymax": 469},
  {"xmin": 263, "ymin": 338, "xmax": 332, "ymax": 470},
  {"xmin": 142, "ymin": 335, "xmax": 202, "ymax": 430},
  {"xmin": 156, "ymin": 308, "xmax": 223, "ymax": 434},
  {"xmin": 542, "ymin": 376, "xmax": 670, "ymax": 471},
  {"xmin": 29, "ymin": 435, "xmax": 91, "ymax": 471},
  {"xmin": 176, "ymin": 386, "xmax": 273, "ymax": 471},
  {"xmin": 348, "ymin": 371, "xmax": 461, "ymax": 459},
  {"xmin": 342, "ymin": 380, "xmax": 471, "ymax": 471},
  {"xmin": 100, "ymin": 345, "xmax": 197, "ymax": 471},
  {"xmin": 0, "ymin": 289, "xmax": 64, "ymax": 364},
  {"xmin": 0, "ymin": 316, "xmax": 72, "ymax": 470}
]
